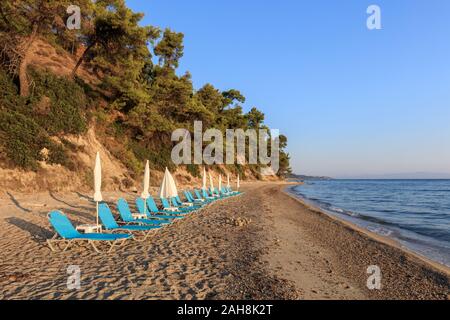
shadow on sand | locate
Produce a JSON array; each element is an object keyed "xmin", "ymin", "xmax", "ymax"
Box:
[
  {"xmin": 6, "ymin": 217, "xmax": 53, "ymax": 242},
  {"xmin": 49, "ymin": 192, "xmax": 92, "ymax": 211},
  {"xmin": 74, "ymin": 191, "xmax": 116, "ymax": 207},
  {"xmin": 6, "ymin": 192, "xmax": 32, "ymax": 213},
  {"xmin": 74, "ymin": 192, "xmax": 94, "ymax": 202},
  {"xmin": 59, "ymin": 207, "xmax": 96, "ymax": 222}
]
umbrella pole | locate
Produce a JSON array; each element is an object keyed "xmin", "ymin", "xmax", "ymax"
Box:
[{"xmin": 96, "ymin": 201, "xmax": 99, "ymax": 226}]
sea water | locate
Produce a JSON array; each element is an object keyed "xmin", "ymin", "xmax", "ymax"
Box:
[{"xmin": 291, "ymin": 180, "xmax": 450, "ymax": 267}]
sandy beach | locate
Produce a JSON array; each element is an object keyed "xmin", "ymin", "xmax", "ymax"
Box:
[{"xmin": 0, "ymin": 182, "xmax": 448, "ymax": 300}]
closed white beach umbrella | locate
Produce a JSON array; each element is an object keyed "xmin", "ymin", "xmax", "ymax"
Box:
[
  {"xmin": 159, "ymin": 167, "xmax": 178, "ymax": 206},
  {"xmin": 209, "ymin": 172, "xmax": 214, "ymax": 193},
  {"xmin": 141, "ymin": 160, "xmax": 150, "ymax": 215},
  {"xmin": 227, "ymin": 173, "xmax": 230, "ymax": 188},
  {"xmin": 218, "ymin": 174, "xmax": 222, "ymax": 192},
  {"xmin": 202, "ymin": 167, "xmax": 207, "ymax": 191},
  {"xmin": 93, "ymin": 152, "xmax": 103, "ymax": 226},
  {"xmin": 237, "ymin": 174, "xmax": 240, "ymax": 190}
]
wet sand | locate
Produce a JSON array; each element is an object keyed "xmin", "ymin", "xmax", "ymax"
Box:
[{"xmin": 0, "ymin": 182, "xmax": 448, "ymax": 299}]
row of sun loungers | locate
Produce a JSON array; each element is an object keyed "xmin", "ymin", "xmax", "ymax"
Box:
[{"xmin": 47, "ymin": 187, "xmax": 242, "ymax": 253}]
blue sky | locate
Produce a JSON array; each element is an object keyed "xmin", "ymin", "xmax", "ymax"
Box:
[{"xmin": 126, "ymin": 0, "xmax": 450, "ymax": 178}]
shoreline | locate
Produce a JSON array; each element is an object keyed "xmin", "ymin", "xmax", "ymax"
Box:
[
  {"xmin": 0, "ymin": 182, "xmax": 448, "ymax": 299},
  {"xmin": 283, "ymin": 184, "xmax": 450, "ymax": 276},
  {"xmin": 261, "ymin": 182, "xmax": 448, "ymax": 299}
]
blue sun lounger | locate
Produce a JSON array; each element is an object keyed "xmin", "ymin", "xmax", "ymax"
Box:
[
  {"xmin": 160, "ymin": 197, "xmax": 192, "ymax": 213},
  {"xmin": 174, "ymin": 196, "xmax": 201, "ymax": 210},
  {"xmin": 47, "ymin": 210, "xmax": 132, "ymax": 253},
  {"xmin": 98, "ymin": 203, "xmax": 160, "ymax": 241},
  {"xmin": 195, "ymin": 189, "xmax": 215, "ymax": 202},
  {"xmin": 171, "ymin": 197, "xmax": 198, "ymax": 211},
  {"xmin": 135, "ymin": 197, "xmax": 184, "ymax": 220},
  {"xmin": 220, "ymin": 187, "xmax": 233, "ymax": 196},
  {"xmin": 213, "ymin": 188, "xmax": 227, "ymax": 198},
  {"xmin": 225, "ymin": 186, "xmax": 241, "ymax": 195},
  {"xmin": 202, "ymin": 189, "xmax": 218, "ymax": 201},
  {"xmin": 184, "ymin": 191, "xmax": 206, "ymax": 205},
  {"xmin": 117, "ymin": 198, "xmax": 171, "ymax": 226}
]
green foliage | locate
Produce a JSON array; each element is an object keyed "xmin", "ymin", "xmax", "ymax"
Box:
[
  {"xmin": 73, "ymin": 0, "xmax": 159, "ymax": 112},
  {"xmin": 0, "ymin": 110, "xmax": 46, "ymax": 170},
  {"xmin": 0, "ymin": 68, "xmax": 78, "ymax": 170},
  {"xmin": 0, "ymin": 108, "xmax": 77, "ymax": 171},
  {"xmin": 234, "ymin": 164, "xmax": 246, "ymax": 180},
  {"xmin": 0, "ymin": 1, "xmax": 291, "ymax": 178},
  {"xmin": 47, "ymin": 142, "xmax": 76, "ymax": 170},
  {"xmin": 0, "ymin": 1, "xmax": 73, "ymax": 37},
  {"xmin": 112, "ymin": 146, "xmax": 142, "ymax": 178},
  {"xmin": 154, "ymin": 29, "xmax": 184, "ymax": 69},
  {"xmin": 277, "ymin": 135, "xmax": 292, "ymax": 177},
  {"xmin": 186, "ymin": 164, "xmax": 200, "ymax": 178},
  {"xmin": 129, "ymin": 141, "xmax": 175, "ymax": 172},
  {"xmin": 29, "ymin": 69, "xmax": 88, "ymax": 135},
  {"xmin": 246, "ymin": 107, "xmax": 265, "ymax": 129},
  {"xmin": 0, "ymin": 69, "xmax": 24, "ymax": 109}
]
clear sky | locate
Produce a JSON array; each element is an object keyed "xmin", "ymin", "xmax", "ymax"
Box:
[{"xmin": 126, "ymin": 0, "xmax": 450, "ymax": 178}]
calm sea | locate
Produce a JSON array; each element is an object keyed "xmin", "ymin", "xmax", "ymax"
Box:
[{"xmin": 290, "ymin": 180, "xmax": 450, "ymax": 267}]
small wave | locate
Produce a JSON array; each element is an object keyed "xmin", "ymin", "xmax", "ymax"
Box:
[
  {"xmin": 330, "ymin": 206, "xmax": 344, "ymax": 213},
  {"xmin": 329, "ymin": 206, "xmax": 360, "ymax": 217},
  {"xmin": 367, "ymin": 226, "xmax": 393, "ymax": 237}
]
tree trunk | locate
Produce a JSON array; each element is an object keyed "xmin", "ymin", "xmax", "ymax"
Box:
[
  {"xmin": 71, "ymin": 41, "xmax": 95, "ymax": 78},
  {"xmin": 18, "ymin": 25, "xmax": 38, "ymax": 97},
  {"xmin": 18, "ymin": 55, "xmax": 31, "ymax": 97}
]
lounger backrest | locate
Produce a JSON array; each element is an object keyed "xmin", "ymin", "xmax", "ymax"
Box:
[
  {"xmin": 135, "ymin": 198, "xmax": 146, "ymax": 215},
  {"xmin": 146, "ymin": 197, "xmax": 160, "ymax": 213},
  {"xmin": 98, "ymin": 203, "xmax": 119, "ymax": 229},
  {"xmin": 195, "ymin": 190, "xmax": 203, "ymax": 199},
  {"xmin": 184, "ymin": 191, "xmax": 193, "ymax": 202},
  {"xmin": 160, "ymin": 197, "xmax": 170, "ymax": 208},
  {"xmin": 117, "ymin": 198, "xmax": 134, "ymax": 222},
  {"xmin": 171, "ymin": 197, "xmax": 180, "ymax": 206},
  {"xmin": 202, "ymin": 189, "xmax": 209, "ymax": 198},
  {"xmin": 176, "ymin": 196, "xmax": 183, "ymax": 204},
  {"xmin": 48, "ymin": 211, "xmax": 81, "ymax": 239}
]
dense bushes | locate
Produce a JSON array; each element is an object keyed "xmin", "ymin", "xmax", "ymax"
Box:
[
  {"xmin": 0, "ymin": 110, "xmax": 47, "ymax": 170},
  {"xmin": 0, "ymin": 110, "xmax": 74, "ymax": 170},
  {"xmin": 0, "ymin": 0, "xmax": 291, "ymax": 178},
  {"xmin": 28, "ymin": 69, "xmax": 88, "ymax": 135},
  {"xmin": 0, "ymin": 68, "xmax": 85, "ymax": 170},
  {"xmin": 129, "ymin": 141, "xmax": 176, "ymax": 172},
  {"xmin": 186, "ymin": 164, "xmax": 200, "ymax": 178}
]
